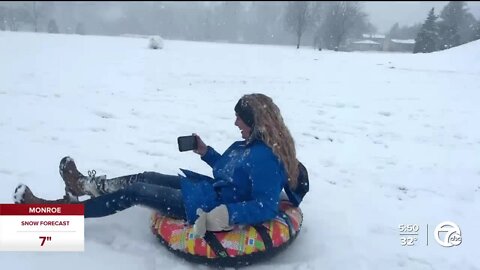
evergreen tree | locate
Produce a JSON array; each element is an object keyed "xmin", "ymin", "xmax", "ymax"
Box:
[
  {"xmin": 473, "ymin": 21, "xmax": 480, "ymax": 41},
  {"xmin": 47, "ymin": 19, "xmax": 59, "ymax": 33},
  {"xmin": 437, "ymin": 1, "xmax": 468, "ymax": 50},
  {"xmin": 413, "ymin": 8, "xmax": 439, "ymax": 53}
]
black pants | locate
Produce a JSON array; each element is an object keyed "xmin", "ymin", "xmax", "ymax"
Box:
[{"xmin": 83, "ymin": 172, "xmax": 187, "ymax": 220}]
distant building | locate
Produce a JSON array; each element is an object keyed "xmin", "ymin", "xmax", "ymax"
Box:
[
  {"xmin": 350, "ymin": 40, "xmax": 382, "ymax": 51},
  {"xmin": 345, "ymin": 34, "xmax": 415, "ymax": 53},
  {"xmin": 384, "ymin": 39, "xmax": 415, "ymax": 52},
  {"xmin": 362, "ymin": 34, "xmax": 386, "ymax": 43}
]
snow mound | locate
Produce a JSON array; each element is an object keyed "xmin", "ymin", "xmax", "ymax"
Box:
[
  {"xmin": 424, "ymin": 39, "xmax": 480, "ymax": 73},
  {"xmin": 434, "ymin": 39, "xmax": 480, "ymax": 56},
  {"xmin": 149, "ymin": 36, "xmax": 164, "ymax": 49}
]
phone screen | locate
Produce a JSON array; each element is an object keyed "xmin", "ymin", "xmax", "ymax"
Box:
[{"xmin": 177, "ymin": 135, "xmax": 198, "ymax": 152}]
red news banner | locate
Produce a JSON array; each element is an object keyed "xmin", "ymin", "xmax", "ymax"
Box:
[{"xmin": 0, "ymin": 204, "xmax": 84, "ymax": 251}]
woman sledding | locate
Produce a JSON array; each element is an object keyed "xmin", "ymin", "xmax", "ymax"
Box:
[{"xmin": 14, "ymin": 93, "xmax": 308, "ymax": 236}]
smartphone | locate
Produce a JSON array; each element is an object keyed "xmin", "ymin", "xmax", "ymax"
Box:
[{"xmin": 177, "ymin": 135, "xmax": 198, "ymax": 152}]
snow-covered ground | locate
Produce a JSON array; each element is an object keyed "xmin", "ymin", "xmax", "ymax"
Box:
[{"xmin": 0, "ymin": 31, "xmax": 479, "ymax": 270}]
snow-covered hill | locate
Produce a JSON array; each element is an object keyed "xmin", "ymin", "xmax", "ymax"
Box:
[{"xmin": 0, "ymin": 31, "xmax": 479, "ymax": 270}]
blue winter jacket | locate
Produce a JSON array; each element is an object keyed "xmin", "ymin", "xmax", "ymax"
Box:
[{"xmin": 179, "ymin": 139, "xmax": 287, "ymax": 225}]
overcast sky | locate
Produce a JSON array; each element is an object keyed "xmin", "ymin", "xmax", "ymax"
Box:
[{"xmin": 364, "ymin": 1, "xmax": 480, "ymax": 33}]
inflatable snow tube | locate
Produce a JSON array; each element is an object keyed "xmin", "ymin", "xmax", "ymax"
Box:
[{"xmin": 151, "ymin": 200, "xmax": 303, "ymax": 267}]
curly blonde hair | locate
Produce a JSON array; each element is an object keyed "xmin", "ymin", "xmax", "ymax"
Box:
[{"xmin": 238, "ymin": 93, "xmax": 299, "ymax": 189}]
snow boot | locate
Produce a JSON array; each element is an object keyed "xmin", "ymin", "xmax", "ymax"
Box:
[
  {"xmin": 13, "ymin": 184, "xmax": 78, "ymax": 204},
  {"xmin": 59, "ymin": 156, "xmax": 106, "ymax": 197},
  {"xmin": 59, "ymin": 156, "xmax": 140, "ymax": 197}
]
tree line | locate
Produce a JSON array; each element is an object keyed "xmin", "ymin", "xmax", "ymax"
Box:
[
  {"xmin": 0, "ymin": 1, "xmax": 375, "ymax": 49},
  {"xmin": 4, "ymin": 2, "xmax": 477, "ymax": 52},
  {"xmin": 414, "ymin": 1, "xmax": 480, "ymax": 53},
  {"xmin": 0, "ymin": 2, "xmax": 85, "ymax": 34},
  {"xmin": 284, "ymin": 2, "xmax": 375, "ymax": 50}
]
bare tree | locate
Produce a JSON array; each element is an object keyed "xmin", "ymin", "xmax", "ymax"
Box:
[
  {"xmin": 320, "ymin": 1, "xmax": 366, "ymax": 51},
  {"xmin": 220, "ymin": 1, "xmax": 242, "ymax": 42},
  {"xmin": 31, "ymin": 1, "xmax": 55, "ymax": 32},
  {"xmin": 0, "ymin": 7, "xmax": 6, "ymax": 31},
  {"xmin": 5, "ymin": 6, "xmax": 32, "ymax": 32},
  {"xmin": 32, "ymin": 1, "xmax": 38, "ymax": 32},
  {"xmin": 6, "ymin": 9, "xmax": 17, "ymax": 31},
  {"xmin": 310, "ymin": 2, "xmax": 325, "ymax": 50},
  {"xmin": 248, "ymin": 2, "xmax": 288, "ymax": 45},
  {"xmin": 284, "ymin": 1, "xmax": 311, "ymax": 49}
]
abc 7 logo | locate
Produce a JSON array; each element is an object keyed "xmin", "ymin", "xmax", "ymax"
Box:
[{"xmin": 434, "ymin": 221, "xmax": 462, "ymax": 247}]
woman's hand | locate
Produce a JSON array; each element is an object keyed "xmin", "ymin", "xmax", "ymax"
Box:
[
  {"xmin": 193, "ymin": 205, "xmax": 232, "ymax": 238},
  {"xmin": 192, "ymin": 133, "xmax": 207, "ymax": 156}
]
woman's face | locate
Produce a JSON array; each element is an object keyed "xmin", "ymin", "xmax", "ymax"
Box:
[{"xmin": 235, "ymin": 114, "xmax": 252, "ymax": 139}]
